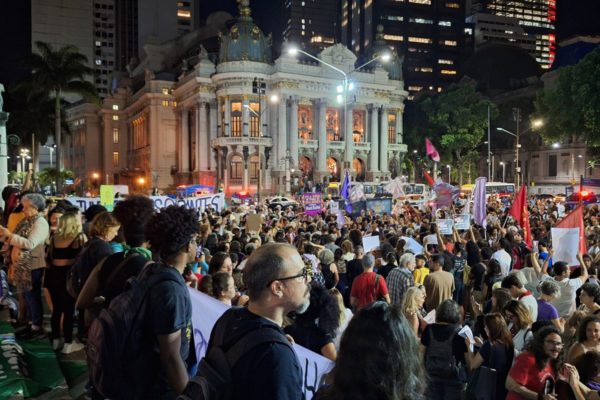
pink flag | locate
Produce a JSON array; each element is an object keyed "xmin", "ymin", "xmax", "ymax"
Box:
[{"xmin": 425, "ymin": 138, "xmax": 440, "ymax": 162}]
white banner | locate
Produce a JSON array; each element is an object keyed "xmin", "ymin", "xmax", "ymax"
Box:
[
  {"xmin": 63, "ymin": 193, "xmax": 225, "ymax": 213},
  {"xmin": 188, "ymin": 289, "xmax": 333, "ymax": 399}
]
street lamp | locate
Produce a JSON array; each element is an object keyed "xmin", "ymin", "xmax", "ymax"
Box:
[
  {"xmin": 287, "ymin": 45, "xmax": 390, "ymax": 168},
  {"xmin": 446, "ymin": 164, "xmax": 451, "ymax": 183},
  {"xmin": 496, "ymin": 117, "xmax": 543, "ymax": 187},
  {"xmin": 19, "ymin": 148, "xmax": 31, "ymax": 178},
  {"xmin": 499, "ymin": 161, "xmax": 506, "ymax": 183}
]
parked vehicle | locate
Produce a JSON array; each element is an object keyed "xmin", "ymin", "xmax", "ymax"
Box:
[
  {"xmin": 267, "ymin": 196, "xmax": 299, "ymax": 210},
  {"xmin": 566, "ymin": 191, "xmax": 597, "ymax": 205}
]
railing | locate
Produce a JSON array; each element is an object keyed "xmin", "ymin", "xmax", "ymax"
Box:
[
  {"xmin": 329, "ymin": 141, "xmax": 344, "ymax": 150},
  {"xmin": 354, "ymin": 142, "xmax": 371, "ymax": 151},
  {"xmin": 299, "ymin": 139, "xmax": 318, "ymax": 149},
  {"xmin": 211, "ymin": 136, "xmax": 273, "ymax": 147},
  {"xmin": 388, "ymin": 143, "xmax": 408, "ymax": 152}
]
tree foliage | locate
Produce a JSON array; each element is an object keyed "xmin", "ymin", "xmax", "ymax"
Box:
[
  {"xmin": 419, "ymin": 81, "xmax": 498, "ymax": 185},
  {"xmin": 536, "ymin": 48, "xmax": 600, "ymax": 146}
]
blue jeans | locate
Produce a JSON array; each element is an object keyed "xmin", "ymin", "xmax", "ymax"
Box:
[
  {"xmin": 428, "ymin": 379, "xmax": 463, "ymax": 400},
  {"xmin": 25, "ymin": 268, "xmax": 44, "ymax": 327}
]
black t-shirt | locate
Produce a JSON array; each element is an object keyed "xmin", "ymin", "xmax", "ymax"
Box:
[
  {"xmin": 470, "ymin": 262, "xmax": 487, "ymax": 291},
  {"xmin": 136, "ymin": 263, "xmax": 192, "ymax": 399},
  {"xmin": 80, "ymin": 237, "xmax": 113, "ymax": 284},
  {"xmin": 98, "ymin": 251, "xmax": 149, "ymax": 306},
  {"xmin": 208, "ymin": 307, "xmax": 303, "ymax": 400},
  {"xmin": 284, "ymin": 323, "xmax": 333, "ymax": 355},
  {"xmin": 478, "ymin": 341, "xmax": 514, "ymax": 400},
  {"xmin": 346, "ymin": 259, "xmax": 364, "ymax": 290}
]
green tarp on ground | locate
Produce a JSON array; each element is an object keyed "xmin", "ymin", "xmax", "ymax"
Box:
[{"xmin": 0, "ymin": 322, "xmax": 66, "ymax": 398}]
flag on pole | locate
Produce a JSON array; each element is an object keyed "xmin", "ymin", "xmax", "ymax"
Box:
[
  {"xmin": 340, "ymin": 170, "xmax": 352, "ymax": 213},
  {"xmin": 425, "ymin": 138, "xmax": 440, "ymax": 162},
  {"xmin": 551, "ymin": 205, "xmax": 586, "ymax": 266},
  {"xmin": 473, "ymin": 177, "xmax": 487, "ymax": 228},
  {"xmin": 423, "ymin": 170, "xmax": 435, "ymax": 186},
  {"xmin": 508, "ymin": 185, "xmax": 533, "ymax": 247}
]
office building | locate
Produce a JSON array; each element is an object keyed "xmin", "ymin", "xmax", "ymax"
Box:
[
  {"xmin": 341, "ymin": 0, "xmax": 472, "ymax": 99},
  {"xmin": 282, "ymin": 0, "xmax": 339, "ymax": 51},
  {"xmin": 467, "ymin": 12, "xmax": 536, "ymax": 54},
  {"xmin": 470, "ymin": 0, "xmax": 556, "ymax": 69}
]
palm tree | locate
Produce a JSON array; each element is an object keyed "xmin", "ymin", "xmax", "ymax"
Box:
[{"xmin": 26, "ymin": 41, "xmax": 98, "ymax": 193}]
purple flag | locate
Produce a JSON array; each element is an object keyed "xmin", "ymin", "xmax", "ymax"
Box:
[{"xmin": 473, "ymin": 177, "xmax": 487, "ymax": 228}]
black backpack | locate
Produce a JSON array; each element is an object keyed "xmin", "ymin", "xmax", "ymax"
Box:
[
  {"xmin": 178, "ymin": 310, "xmax": 292, "ymax": 400},
  {"xmin": 86, "ymin": 263, "xmax": 180, "ymax": 399},
  {"xmin": 424, "ymin": 326, "xmax": 462, "ymax": 380}
]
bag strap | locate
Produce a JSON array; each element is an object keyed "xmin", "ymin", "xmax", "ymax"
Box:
[
  {"xmin": 373, "ymin": 274, "xmax": 380, "ymax": 299},
  {"xmin": 225, "ymin": 327, "xmax": 291, "ymax": 369},
  {"xmin": 102, "ymin": 253, "xmax": 141, "ymax": 294}
]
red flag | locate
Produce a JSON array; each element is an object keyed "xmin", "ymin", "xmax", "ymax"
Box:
[
  {"xmin": 423, "ymin": 170, "xmax": 435, "ymax": 186},
  {"xmin": 425, "ymin": 138, "xmax": 440, "ymax": 162},
  {"xmin": 555, "ymin": 205, "xmax": 587, "ymax": 256},
  {"xmin": 508, "ymin": 185, "xmax": 533, "ymax": 247}
]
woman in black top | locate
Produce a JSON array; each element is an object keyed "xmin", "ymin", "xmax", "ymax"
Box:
[{"xmin": 45, "ymin": 212, "xmax": 86, "ymax": 353}]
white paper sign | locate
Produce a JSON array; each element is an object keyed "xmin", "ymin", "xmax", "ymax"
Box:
[
  {"xmin": 453, "ymin": 214, "xmax": 471, "ymax": 231},
  {"xmin": 362, "ymin": 235, "xmax": 381, "ymax": 253},
  {"xmin": 436, "ymin": 219, "xmax": 453, "ymax": 235},
  {"xmin": 551, "ymin": 227, "xmax": 581, "ymax": 266},
  {"xmin": 458, "ymin": 325, "xmax": 475, "ymax": 352},
  {"xmin": 401, "ymin": 236, "xmax": 423, "ymax": 255},
  {"xmin": 188, "ymin": 289, "xmax": 333, "ymax": 399},
  {"xmin": 329, "ymin": 201, "xmax": 340, "ymax": 215},
  {"xmin": 424, "ymin": 309, "xmax": 436, "ymax": 324}
]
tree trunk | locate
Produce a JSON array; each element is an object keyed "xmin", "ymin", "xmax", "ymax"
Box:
[{"xmin": 54, "ymin": 92, "xmax": 62, "ymax": 194}]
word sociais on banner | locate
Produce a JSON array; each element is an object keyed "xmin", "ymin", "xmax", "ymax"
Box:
[
  {"xmin": 63, "ymin": 193, "xmax": 225, "ymax": 213},
  {"xmin": 188, "ymin": 289, "xmax": 333, "ymax": 400}
]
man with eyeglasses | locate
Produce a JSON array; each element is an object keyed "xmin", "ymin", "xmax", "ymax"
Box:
[{"xmin": 201, "ymin": 243, "xmax": 310, "ymax": 400}]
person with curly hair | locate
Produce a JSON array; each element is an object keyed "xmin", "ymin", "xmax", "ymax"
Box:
[
  {"xmin": 579, "ymin": 282, "xmax": 600, "ymax": 315},
  {"xmin": 77, "ymin": 195, "xmax": 155, "ymax": 310},
  {"xmin": 567, "ymin": 316, "xmax": 600, "ymax": 363},
  {"xmin": 506, "ymin": 326, "xmax": 563, "ymax": 400},
  {"xmin": 127, "ymin": 205, "xmax": 199, "ymax": 398},
  {"xmin": 315, "ymin": 301, "xmax": 426, "ymax": 400},
  {"xmin": 285, "ymin": 283, "xmax": 340, "ymax": 360}
]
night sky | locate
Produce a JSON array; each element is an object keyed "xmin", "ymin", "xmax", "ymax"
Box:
[{"xmin": 0, "ymin": 0, "xmax": 598, "ymax": 88}]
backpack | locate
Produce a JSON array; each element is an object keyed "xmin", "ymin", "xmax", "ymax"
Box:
[
  {"xmin": 424, "ymin": 326, "xmax": 463, "ymax": 380},
  {"xmin": 66, "ymin": 240, "xmax": 92, "ymax": 299},
  {"xmin": 178, "ymin": 310, "xmax": 292, "ymax": 400},
  {"xmin": 86, "ymin": 263, "xmax": 180, "ymax": 399}
]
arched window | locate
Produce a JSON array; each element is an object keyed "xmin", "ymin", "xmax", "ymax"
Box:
[{"xmin": 230, "ymin": 155, "xmax": 242, "ymax": 179}]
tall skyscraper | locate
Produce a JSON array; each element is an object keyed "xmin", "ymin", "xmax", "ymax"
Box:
[
  {"xmin": 282, "ymin": 0, "xmax": 340, "ymax": 51},
  {"xmin": 341, "ymin": 0, "xmax": 472, "ymax": 99},
  {"xmin": 470, "ymin": 0, "xmax": 556, "ymax": 69}
]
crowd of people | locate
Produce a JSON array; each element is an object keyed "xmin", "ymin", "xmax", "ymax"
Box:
[{"xmin": 2, "ymin": 184, "xmax": 600, "ymax": 400}]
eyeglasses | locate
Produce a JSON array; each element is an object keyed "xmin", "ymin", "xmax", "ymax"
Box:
[
  {"xmin": 544, "ymin": 340, "xmax": 564, "ymax": 348},
  {"xmin": 266, "ymin": 267, "xmax": 311, "ymax": 287}
]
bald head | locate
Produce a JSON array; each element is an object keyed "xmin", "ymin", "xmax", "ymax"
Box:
[{"xmin": 243, "ymin": 243, "xmax": 300, "ymax": 300}]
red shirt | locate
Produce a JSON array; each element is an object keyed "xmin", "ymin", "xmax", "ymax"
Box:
[
  {"xmin": 350, "ymin": 271, "xmax": 389, "ymax": 309},
  {"xmin": 506, "ymin": 351, "xmax": 555, "ymax": 400}
]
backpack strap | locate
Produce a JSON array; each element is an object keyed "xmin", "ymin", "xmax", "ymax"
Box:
[
  {"xmin": 101, "ymin": 253, "xmax": 142, "ymax": 294},
  {"xmin": 373, "ymin": 274, "xmax": 380, "ymax": 299},
  {"xmin": 225, "ymin": 327, "xmax": 291, "ymax": 369}
]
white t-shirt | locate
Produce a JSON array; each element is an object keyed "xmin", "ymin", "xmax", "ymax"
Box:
[
  {"xmin": 333, "ymin": 308, "xmax": 354, "ymax": 351},
  {"xmin": 519, "ymin": 293, "xmax": 538, "ymax": 322},
  {"xmin": 511, "ymin": 325, "xmax": 534, "ymax": 354},
  {"xmin": 521, "ymin": 268, "xmax": 542, "ymax": 297},
  {"xmin": 543, "ymin": 275, "xmax": 584, "ymax": 317},
  {"xmin": 492, "ymin": 249, "xmax": 512, "ymax": 277}
]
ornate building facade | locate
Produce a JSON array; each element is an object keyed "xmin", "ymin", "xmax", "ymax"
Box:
[{"xmin": 65, "ymin": 0, "xmax": 408, "ymax": 195}]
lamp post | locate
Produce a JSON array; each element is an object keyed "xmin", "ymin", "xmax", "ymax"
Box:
[
  {"xmin": 412, "ymin": 149, "xmax": 418, "ymax": 182},
  {"xmin": 496, "ymin": 117, "xmax": 543, "ymax": 187},
  {"xmin": 446, "ymin": 164, "xmax": 451, "ymax": 183},
  {"xmin": 287, "ymin": 46, "xmax": 390, "ymax": 171},
  {"xmin": 499, "ymin": 161, "xmax": 506, "ymax": 183},
  {"xmin": 19, "ymin": 148, "xmax": 31, "ymax": 181}
]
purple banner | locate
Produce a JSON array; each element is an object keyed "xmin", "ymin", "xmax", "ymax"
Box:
[{"xmin": 303, "ymin": 192, "xmax": 323, "ymax": 216}]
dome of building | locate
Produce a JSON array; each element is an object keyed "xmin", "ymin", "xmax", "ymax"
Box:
[
  {"xmin": 218, "ymin": 0, "xmax": 272, "ymax": 64},
  {"xmin": 366, "ymin": 25, "xmax": 403, "ymax": 80}
]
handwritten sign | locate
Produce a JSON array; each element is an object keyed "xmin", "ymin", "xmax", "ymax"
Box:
[
  {"xmin": 188, "ymin": 289, "xmax": 333, "ymax": 399},
  {"xmin": 303, "ymin": 192, "xmax": 322, "ymax": 216},
  {"xmin": 436, "ymin": 219, "xmax": 453, "ymax": 235},
  {"xmin": 453, "ymin": 214, "xmax": 471, "ymax": 230},
  {"xmin": 99, "ymin": 185, "xmax": 115, "ymax": 211}
]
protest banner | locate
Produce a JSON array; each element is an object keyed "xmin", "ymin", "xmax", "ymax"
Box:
[
  {"xmin": 303, "ymin": 192, "xmax": 322, "ymax": 216},
  {"xmin": 366, "ymin": 198, "xmax": 392, "ymax": 214},
  {"xmin": 436, "ymin": 219, "xmax": 453, "ymax": 235},
  {"xmin": 64, "ymin": 193, "xmax": 225, "ymax": 214},
  {"xmin": 453, "ymin": 214, "xmax": 471, "ymax": 230},
  {"xmin": 188, "ymin": 289, "xmax": 333, "ymax": 399}
]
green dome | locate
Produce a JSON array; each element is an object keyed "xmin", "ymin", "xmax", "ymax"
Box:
[
  {"xmin": 368, "ymin": 24, "xmax": 403, "ymax": 80},
  {"xmin": 218, "ymin": 0, "xmax": 272, "ymax": 63}
]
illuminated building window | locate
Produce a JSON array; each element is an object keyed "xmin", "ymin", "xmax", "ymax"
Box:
[
  {"xmin": 171, "ymin": 101, "xmax": 177, "ymax": 107},
  {"xmin": 162, "ymin": 88, "xmax": 169, "ymax": 95},
  {"xmin": 418, "ymin": 67, "xmax": 433, "ymax": 72},
  {"xmin": 384, "ymin": 15, "xmax": 403, "ymax": 21},
  {"xmin": 298, "ymin": 106, "xmax": 314, "ymax": 141},
  {"xmin": 408, "ymin": 86, "xmax": 423, "ymax": 91},
  {"xmin": 441, "ymin": 69, "xmax": 457, "ymax": 75},
  {"xmin": 352, "ymin": 110, "xmax": 365, "ymax": 143},
  {"xmin": 410, "ymin": 18, "xmax": 433, "ymax": 24},
  {"xmin": 112, "ymin": 151, "xmax": 119, "ymax": 167},
  {"xmin": 408, "ymin": 0, "xmax": 431, "ymax": 4},
  {"xmin": 384, "ymin": 34, "xmax": 403, "ymax": 41},
  {"xmin": 231, "ymin": 102, "xmax": 242, "ymax": 137},
  {"xmin": 250, "ymin": 156, "xmax": 259, "ymax": 180},
  {"xmin": 387, "ymin": 114, "xmax": 396, "ymax": 144},
  {"xmin": 325, "ymin": 109, "xmax": 340, "ymax": 141},
  {"xmin": 311, "ymin": 36, "xmax": 323, "ymax": 43},
  {"xmin": 446, "ymin": 2, "xmax": 460, "ymax": 8},
  {"xmin": 113, "ymin": 128, "xmax": 119, "ymax": 144},
  {"xmin": 443, "ymin": 40, "xmax": 457, "ymax": 46},
  {"xmin": 177, "ymin": 10, "xmax": 191, "ymax": 18},
  {"xmin": 408, "ymin": 37, "xmax": 432, "ymax": 44},
  {"xmin": 162, "ymin": 100, "xmax": 169, "ymax": 107},
  {"xmin": 439, "ymin": 21, "xmax": 451, "ymax": 26},
  {"xmin": 249, "ymin": 102, "xmax": 260, "ymax": 137},
  {"xmin": 112, "ymin": 115, "xmax": 119, "ymax": 120},
  {"xmin": 230, "ymin": 155, "xmax": 242, "ymax": 179},
  {"xmin": 438, "ymin": 59, "xmax": 454, "ymax": 64}
]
